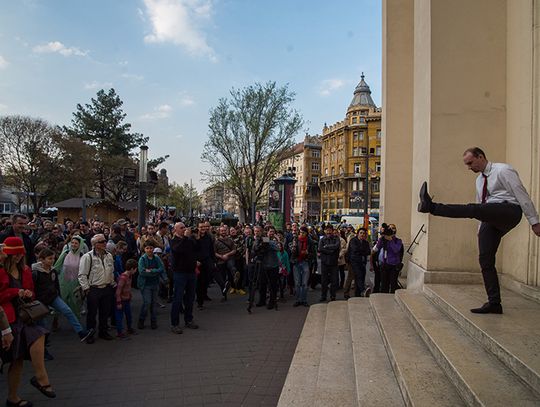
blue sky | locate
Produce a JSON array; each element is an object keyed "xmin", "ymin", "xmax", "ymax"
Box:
[{"xmin": 0, "ymin": 0, "xmax": 382, "ymax": 191}]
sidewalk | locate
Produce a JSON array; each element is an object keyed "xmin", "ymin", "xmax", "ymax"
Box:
[{"xmin": 0, "ymin": 284, "xmax": 320, "ymax": 407}]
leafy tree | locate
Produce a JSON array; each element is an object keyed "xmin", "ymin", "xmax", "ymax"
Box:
[
  {"xmin": 0, "ymin": 115, "xmax": 64, "ymax": 212},
  {"xmin": 165, "ymin": 182, "xmax": 201, "ymax": 216},
  {"xmin": 202, "ymin": 82, "xmax": 303, "ymax": 222},
  {"xmin": 64, "ymin": 88, "xmax": 149, "ymax": 201}
]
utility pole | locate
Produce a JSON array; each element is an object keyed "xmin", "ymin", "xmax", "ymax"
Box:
[
  {"xmin": 81, "ymin": 186, "xmax": 87, "ymax": 222},
  {"xmin": 138, "ymin": 145, "xmax": 148, "ymax": 231}
]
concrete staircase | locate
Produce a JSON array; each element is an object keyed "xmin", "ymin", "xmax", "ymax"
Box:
[{"xmin": 278, "ymin": 285, "xmax": 540, "ymax": 406}]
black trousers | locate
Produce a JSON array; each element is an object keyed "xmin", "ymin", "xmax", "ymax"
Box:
[
  {"xmin": 320, "ymin": 264, "xmax": 338, "ymax": 300},
  {"xmin": 258, "ymin": 267, "xmax": 279, "ymax": 306},
  {"xmin": 380, "ymin": 264, "xmax": 399, "ymax": 294},
  {"xmin": 431, "ymin": 202, "xmax": 522, "ymax": 304},
  {"xmin": 87, "ymin": 285, "xmax": 114, "ymax": 335},
  {"xmin": 196, "ymin": 259, "xmax": 213, "ymax": 306}
]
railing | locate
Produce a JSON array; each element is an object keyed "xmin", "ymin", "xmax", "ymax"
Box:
[{"xmin": 407, "ymin": 224, "xmax": 426, "ymax": 255}]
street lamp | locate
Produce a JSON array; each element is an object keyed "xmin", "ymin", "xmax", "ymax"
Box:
[{"xmin": 138, "ymin": 145, "xmax": 149, "ymax": 231}]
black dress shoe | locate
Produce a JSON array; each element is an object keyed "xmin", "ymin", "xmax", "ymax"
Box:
[
  {"xmin": 470, "ymin": 302, "xmax": 503, "ymax": 314},
  {"xmin": 418, "ymin": 181, "xmax": 433, "ymax": 213},
  {"xmin": 98, "ymin": 332, "xmax": 115, "ymax": 340}
]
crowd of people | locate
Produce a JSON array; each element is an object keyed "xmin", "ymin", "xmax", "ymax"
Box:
[{"xmin": 0, "ymin": 212, "xmax": 404, "ymax": 406}]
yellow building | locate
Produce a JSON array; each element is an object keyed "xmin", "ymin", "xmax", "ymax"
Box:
[{"xmin": 320, "ymin": 75, "xmax": 382, "ymax": 221}]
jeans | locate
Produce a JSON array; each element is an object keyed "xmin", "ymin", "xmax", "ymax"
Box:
[
  {"xmin": 139, "ymin": 286, "xmax": 158, "ymax": 323},
  {"xmin": 432, "ymin": 202, "xmax": 522, "ymax": 304},
  {"xmin": 50, "ymin": 296, "xmax": 84, "ymax": 334},
  {"xmin": 293, "ymin": 261, "xmax": 309, "ymax": 303},
  {"xmin": 115, "ymin": 300, "xmax": 133, "ymax": 334},
  {"xmin": 87, "ymin": 285, "xmax": 113, "ymax": 335},
  {"xmin": 171, "ymin": 272, "xmax": 196, "ymax": 326}
]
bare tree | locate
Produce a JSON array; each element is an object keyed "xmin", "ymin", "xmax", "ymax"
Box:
[
  {"xmin": 0, "ymin": 115, "xmax": 63, "ymax": 212},
  {"xmin": 202, "ymin": 82, "xmax": 303, "ymax": 222}
]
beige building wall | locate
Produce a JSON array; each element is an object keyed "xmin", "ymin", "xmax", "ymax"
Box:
[{"xmin": 383, "ymin": 0, "xmax": 540, "ymax": 289}]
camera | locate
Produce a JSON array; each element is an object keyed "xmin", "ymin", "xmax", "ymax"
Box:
[{"xmin": 381, "ymin": 223, "xmax": 395, "ymax": 236}]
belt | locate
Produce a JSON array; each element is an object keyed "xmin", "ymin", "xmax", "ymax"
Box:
[{"xmin": 90, "ymin": 284, "xmax": 109, "ymax": 289}]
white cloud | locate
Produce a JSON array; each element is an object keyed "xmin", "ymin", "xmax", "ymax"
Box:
[
  {"xmin": 140, "ymin": 104, "xmax": 173, "ymax": 120},
  {"xmin": 0, "ymin": 55, "xmax": 8, "ymax": 69},
  {"xmin": 84, "ymin": 81, "xmax": 113, "ymax": 90},
  {"xmin": 319, "ymin": 78, "xmax": 346, "ymax": 96},
  {"xmin": 121, "ymin": 73, "xmax": 144, "ymax": 81},
  {"xmin": 33, "ymin": 41, "xmax": 88, "ymax": 57},
  {"xmin": 142, "ymin": 0, "xmax": 217, "ymax": 62},
  {"xmin": 179, "ymin": 96, "xmax": 195, "ymax": 107}
]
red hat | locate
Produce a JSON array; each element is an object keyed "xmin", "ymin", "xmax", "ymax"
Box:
[{"xmin": 2, "ymin": 237, "xmax": 26, "ymax": 256}]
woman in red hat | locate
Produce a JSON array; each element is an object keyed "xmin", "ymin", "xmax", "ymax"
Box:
[{"xmin": 0, "ymin": 236, "xmax": 55, "ymax": 407}]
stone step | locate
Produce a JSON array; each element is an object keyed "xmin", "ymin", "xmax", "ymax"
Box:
[
  {"xmin": 314, "ymin": 300, "xmax": 356, "ymax": 407},
  {"xmin": 370, "ymin": 294, "xmax": 466, "ymax": 407},
  {"xmin": 348, "ymin": 298, "xmax": 404, "ymax": 406},
  {"xmin": 396, "ymin": 289, "xmax": 540, "ymax": 407},
  {"xmin": 277, "ymin": 303, "xmax": 327, "ymax": 407},
  {"xmin": 424, "ymin": 283, "xmax": 540, "ymax": 396}
]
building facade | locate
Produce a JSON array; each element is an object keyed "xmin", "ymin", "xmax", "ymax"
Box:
[
  {"xmin": 277, "ymin": 135, "xmax": 322, "ymax": 223},
  {"xmin": 320, "ymin": 75, "xmax": 382, "ymax": 221}
]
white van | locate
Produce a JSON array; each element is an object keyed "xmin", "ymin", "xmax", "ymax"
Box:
[{"xmin": 340, "ymin": 215, "xmax": 378, "ymax": 231}]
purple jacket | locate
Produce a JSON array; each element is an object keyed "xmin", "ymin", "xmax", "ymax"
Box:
[{"xmin": 374, "ymin": 237, "xmax": 403, "ymax": 266}]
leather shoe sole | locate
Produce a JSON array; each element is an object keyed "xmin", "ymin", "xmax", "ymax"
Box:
[{"xmin": 418, "ymin": 181, "xmax": 433, "ymax": 213}]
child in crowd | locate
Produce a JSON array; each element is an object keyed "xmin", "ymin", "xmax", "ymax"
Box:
[
  {"xmin": 277, "ymin": 242, "xmax": 291, "ymax": 300},
  {"xmin": 115, "ymin": 259, "xmax": 137, "ymax": 338},
  {"xmin": 137, "ymin": 240, "xmax": 166, "ymax": 330},
  {"xmin": 32, "ymin": 248, "xmax": 92, "ymax": 342}
]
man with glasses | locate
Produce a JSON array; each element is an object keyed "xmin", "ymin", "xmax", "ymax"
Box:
[
  {"xmin": 78, "ymin": 234, "xmax": 116, "ymax": 343},
  {"xmin": 418, "ymin": 147, "xmax": 540, "ymax": 314}
]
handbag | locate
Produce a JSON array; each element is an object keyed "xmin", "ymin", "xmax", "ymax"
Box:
[{"xmin": 18, "ymin": 299, "xmax": 50, "ymax": 324}]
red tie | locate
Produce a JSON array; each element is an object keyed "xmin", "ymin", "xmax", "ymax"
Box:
[{"xmin": 481, "ymin": 174, "xmax": 488, "ymax": 203}]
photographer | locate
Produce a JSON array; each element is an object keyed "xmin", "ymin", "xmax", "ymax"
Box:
[
  {"xmin": 372, "ymin": 223, "xmax": 404, "ymax": 294},
  {"xmin": 252, "ymin": 226, "xmax": 280, "ymax": 310}
]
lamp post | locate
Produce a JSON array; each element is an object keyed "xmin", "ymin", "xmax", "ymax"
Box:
[{"xmin": 138, "ymin": 145, "xmax": 148, "ymax": 231}]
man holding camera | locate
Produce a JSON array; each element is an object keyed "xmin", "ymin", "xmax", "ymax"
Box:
[
  {"xmin": 252, "ymin": 226, "xmax": 280, "ymax": 310},
  {"xmin": 372, "ymin": 223, "xmax": 403, "ymax": 294},
  {"xmin": 318, "ymin": 224, "xmax": 341, "ymax": 302}
]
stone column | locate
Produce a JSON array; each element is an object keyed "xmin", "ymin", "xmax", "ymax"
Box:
[
  {"xmin": 408, "ymin": 0, "xmax": 508, "ymax": 289},
  {"xmin": 381, "ymin": 0, "xmax": 414, "ymax": 247}
]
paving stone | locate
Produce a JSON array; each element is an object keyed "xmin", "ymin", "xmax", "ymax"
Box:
[{"xmin": 0, "ymin": 284, "xmax": 318, "ymax": 406}]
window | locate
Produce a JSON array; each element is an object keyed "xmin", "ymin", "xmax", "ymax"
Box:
[
  {"xmin": 353, "ymin": 132, "xmax": 358, "ymax": 141},
  {"xmin": 372, "ymin": 181, "xmax": 380, "ymax": 192},
  {"xmin": 361, "ymin": 147, "xmax": 367, "ymax": 155},
  {"xmin": 0, "ymin": 203, "xmax": 12, "ymax": 213},
  {"xmin": 359, "ymin": 117, "xmax": 365, "ymax": 123},
  {"xmin": 331, "ymin": 167, "xmax": 335, "ymax": 176},
  {"xmin": 377, "ymin": 130, "xmax": 382, "ymax": 139},
  {"xmin": 325, "ymin": 168, "xmax": 328, "ymax": 175},
  {"xmin": 376, "ymin": 147, "xmax": 381, "ymax": 156},
  {"xmin": 312, "ymin": 150, "xmax": 320, "ymax": 158},
  {"xmin": 339, "ymin": 165, "xmax": 344, "ymax": 175},
  {"xmin": 352, "ymin": 117, "xmax": 358, "ymax": 124},
  {"xmin": 312, "ymin": 176, "xmax": 319, "ymax": 184},
  {"xmin": 359, "ymin": 132, "xmax": 364, "ymax": 141},
  {"xmin": 361, "ymin": 110, "xmax": 368, "ymax": 115},
  {"xmin": 337, "ymin": 198, "xmax": 343, "ymax": 209},
  {"xmin": 353, "ymin": 147, "xmax": 359, "ymax": 157},
  {"xmin": 311, "ymin": 162, "xmax": 320, "ymax": 171},
  {"xmin": 354, "ymin": 163, "xmax": 361, "ymax": 174},
  {"xmin": 376, "ymin": 162, "xmax": 381, "ymax": 172},
  {"xmin": 370, "ymin": 148, "xmax": 375, "ymax": 154}
]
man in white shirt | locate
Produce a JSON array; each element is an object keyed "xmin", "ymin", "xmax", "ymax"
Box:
[{"xmin": 418, "ymin": 147, "xmax": 540, "ymax": 314}]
